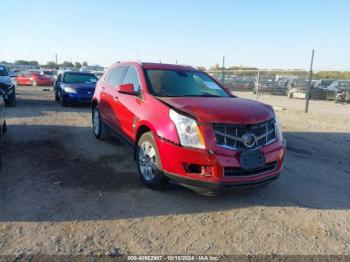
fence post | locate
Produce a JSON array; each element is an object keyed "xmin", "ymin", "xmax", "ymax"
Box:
[
  {"xmin": 221, "ymin": 56, "xmax": 225, "ymax": 85},
  {"xmin": 305, "ymin": 49, "xmax": 314, "ymax": 113},
  {"xmin": 256, "ymin": 70, "xmax": 260, "ymax": 100}
]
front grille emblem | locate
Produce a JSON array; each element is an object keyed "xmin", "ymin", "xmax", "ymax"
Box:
[{"xmin": 242, "ymin": 132, "xmax": 257, "ymax": 148}]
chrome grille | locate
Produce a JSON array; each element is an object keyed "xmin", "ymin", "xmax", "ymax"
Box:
[
  {"xmin": 214, "ymin": 119, "xmax": 276, "ymax": 150},
  {"xmin": 76, "ymin": 88, "xmax": 94, "ymax": 95}
]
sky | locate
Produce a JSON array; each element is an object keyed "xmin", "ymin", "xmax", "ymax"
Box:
[{"xmin": 1, "ymin": 0, "xmax": 349, "ymax": 70}]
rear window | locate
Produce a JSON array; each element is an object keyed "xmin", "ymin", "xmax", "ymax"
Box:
[
  {"xmin": 0, "ymin": 66, "xmax": 9, "ymax": 76},
  {"xmin": 63, "ymin": 73, "xmax": 98, "ymax": 83}
]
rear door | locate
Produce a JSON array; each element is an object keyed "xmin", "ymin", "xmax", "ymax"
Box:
[{"xmin": 99, "ymin": 66, "xmax": 128, "ymax": 129}]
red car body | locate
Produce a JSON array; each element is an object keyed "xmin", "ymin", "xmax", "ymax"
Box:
[
  {"xmin": 16, "ymin": 72, "xmax": 54, "ymax": 86},
  {"xmin": 92, "ymin": 62, "xmax": 286, "ymax": 190}
]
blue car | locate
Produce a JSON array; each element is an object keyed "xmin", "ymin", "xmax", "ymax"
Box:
[{"xmin": 54, "ymin": 71, "xmax": 98, "ymax": 106}]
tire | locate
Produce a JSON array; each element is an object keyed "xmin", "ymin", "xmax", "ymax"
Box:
[
  {"xmin": 288, "ymin": 92, "xmax": 293, "ymax": 99},
  {"xmin": 2, "ymin": 121, "xmax": 6, "ymax": 133},
  {"xmin": 136, "ymin": 132, "xmax": 167, "ymax": 189},
  {"xmin": 61, "ymin": 97, "xmax": 68, "ymax": 107},
  {"xmin": 31, "ymin": 80, "xmax": 37, "ymax": 87},
  {"xmin": 59, "ymin": 91, "xmax": 68, "ymax": 107},
  {"xmin": 55, "ymin": 91, "xmax": 60, "ymax": 101},
  {"xmin": 6, "ymin": 92, "xmax": 16, "ymax": 107},
  {"xmin": 92, "ymin": 106, "xmax": 110, "ymax": 140}
]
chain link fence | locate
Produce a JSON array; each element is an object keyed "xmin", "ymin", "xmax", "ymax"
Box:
[{"xmin": 206, "ymin": 69, "xmax": 350, "ymax": 112}]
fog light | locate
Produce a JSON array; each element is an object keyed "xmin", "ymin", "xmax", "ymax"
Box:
[{"xmin": 184, "ymin": 164, "xmax": 213, "ymax": 177}]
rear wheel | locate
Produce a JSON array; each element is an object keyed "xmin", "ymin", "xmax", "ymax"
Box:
[
  {"xmin": 92, "ymin": 106, "xmax": 110, "ymax": 140},
  {"xmin": 136, "ymin": 132, "xmax": 167, "ymax": 189}
]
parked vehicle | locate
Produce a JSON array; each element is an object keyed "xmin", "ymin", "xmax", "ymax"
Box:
[
  {"xmin": 92, "ymin": 62, "xmax": 286, "ymax": 190},
  {"xmin": 91, "ymin": 71, "xmax": 105, "ymax": 79},
  {"xmin": 41, "ymin": 69, "xmax": 58, "ymax": 81},
  {"xmin": 253, "ymin": 76, "xmax": 276, "ymax": 94},
  {"xmin": 0, "ymin": 89, "xmax": 7, "ymax": 170},
  {"xmin": 0, "ymin": 64, "xmax": 16, "ymax": 106},
  {"xmin": 231, "ymin": 78, "xmax": 254, "ymax": 91},
  {"xmin": 334, "ymin": 81, "xmax": 350, "ymax": 103},
  {"xmin": 15, "ymin": 71, "xmax": 54, "ymax": 86},
  {"xmin": 310, "ymin": 79, "xmax": 336, "ymax": 100},
  {"xmin": 54, "ymin": 71, "xmax": 98, "ymax": 106},
  {"xmin": 287, "ymin": 79, "xmax": 309, "ymax": 99}
]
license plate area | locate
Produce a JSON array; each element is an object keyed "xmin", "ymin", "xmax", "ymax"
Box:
[{"xmin": 240, "ymin": 150, "xmax": 265, "ymax": 170}]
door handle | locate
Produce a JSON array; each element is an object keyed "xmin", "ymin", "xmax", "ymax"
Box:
[{"xmin": 114, "ymin": 96, "xmax": 118, "ymax": 100}]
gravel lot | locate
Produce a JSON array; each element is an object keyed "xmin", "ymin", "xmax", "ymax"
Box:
[{"xmin": 0, "ymin": 86, "xmax": 350, "ymax": 256}]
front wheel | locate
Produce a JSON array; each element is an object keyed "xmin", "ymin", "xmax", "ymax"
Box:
[
  {"xmin": 55, "ymin": 91, "xmax": 60, "ymax": 101},
  {"xmin": 92, "ymin": 106, "xmax": 110, "ymax": 140},
  {"xmin": 136, "ymin": 132, "xmax": 167, "ymax": 189},
  {"xmin": 6, "ymin": 92, "xmax": 16, "ymax": 106}
]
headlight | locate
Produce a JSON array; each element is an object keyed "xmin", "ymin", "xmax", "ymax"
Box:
[
  {"xmin": 169, "ymin": 109, "xmax": 205, "ymax": 149},
  {"xmin": 63, "ymin": 86, "xmax": 77, "ymax": 93},
  {"xmin": 274, "ymin": 116, "xmax": 283, "ymax": 141}
]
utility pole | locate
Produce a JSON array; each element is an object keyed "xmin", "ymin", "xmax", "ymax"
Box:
[
  {"xmin": 305, "ymin": 49, "xmax": 315, "ymax": 113},
  {"xmin": 55, "ymin": 54, "xmax": 58, "ymax": 65},
  {"xmin": 256, "ymin": 70, "xmax": 261, "ymax": 100},
  {"xmin": 221, "ymin": 56, "xmax": 225, "ymax": 84}
]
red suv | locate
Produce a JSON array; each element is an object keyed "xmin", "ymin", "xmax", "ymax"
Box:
[
  {"xmin": 15, "ymin": 72, "xmax": 54, "ymax": 86},
  {"xmin": 92, "ymin": 62, "xmax": 286, "ymax": 190}
]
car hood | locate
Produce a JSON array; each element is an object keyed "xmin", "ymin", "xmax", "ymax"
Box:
[
  {"xmin": 0, "ymin": 76, "xmax": 12, "ymax": 84},
  {"xmin": 158, "ymin": 97, "xmax": 275, "ymax": 124}
]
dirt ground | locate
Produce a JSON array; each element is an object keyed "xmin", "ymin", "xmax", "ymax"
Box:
[{"xmin": 0, "ymin": 86, "xmax": 350, "ymax": 256}]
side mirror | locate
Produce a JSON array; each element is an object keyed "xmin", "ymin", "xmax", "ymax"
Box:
[{"xmin": 118, "ymin": 83, "xmax": 136, "ymax": 95}]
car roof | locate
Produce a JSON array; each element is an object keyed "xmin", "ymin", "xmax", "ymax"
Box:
[
  {"xmin": 141, "ymin": 62, "xmax": 197, "ymax": 71},
  {"xmin": 114, "ymin": 61, "xmax": 197, "ymax": 71}
]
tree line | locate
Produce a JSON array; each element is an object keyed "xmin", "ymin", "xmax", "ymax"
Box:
[{"xmin": 0, "ymin": 60, "xmax": 89, "ymax": 69}]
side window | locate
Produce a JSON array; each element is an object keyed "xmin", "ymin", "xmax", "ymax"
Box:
[
  {"xmin": 107, "ymin": 67, "xmax": 128, "ymax": 86},
  {"xmin": 122, "ymin": 67, "xmax": 141, "ymax": 93}
]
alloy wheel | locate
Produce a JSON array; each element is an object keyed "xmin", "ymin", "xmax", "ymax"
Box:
[
  {"xmin": 93, "ymin": 109, "xmax": 100, "ymax": 135},
  {"xmin": 138, "ymin": 141, "xmax": 157, "ymax": 181}
]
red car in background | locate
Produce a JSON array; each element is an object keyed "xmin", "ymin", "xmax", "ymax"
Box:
[
  {"xmin": 92, "ymin": 61, "xmax": 286, "ymax": 191},
  {"xmin": 15, "ymin": 72, "xmax": 54, "ymax": 86}
]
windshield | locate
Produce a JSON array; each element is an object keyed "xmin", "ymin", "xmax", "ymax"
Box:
[
  {"xmin": 0, "ymin": 66, "xmax": 9, "ymax": 76},
  {"xmin": 292, "ymin": 80, "xmax": 309, "ymax": 87},
  {"xmin": 63, "ymin": 73, "xmax": 98, "ymax": 84},
  {"xmin": 320, "ymin": 80, "xmax": 334, "ymax": 86},
  {"xmin": 338, "ymin": 81, "xmax": 350, "ymax": 88},
  {"xmin": 145, "ymin": 70, "xmax": 230, "ymax": 97}
]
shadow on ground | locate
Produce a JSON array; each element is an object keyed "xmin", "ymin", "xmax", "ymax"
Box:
[{"xmin": 0, "ymin": 123, "xmax": 349, "ymax": 222}]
